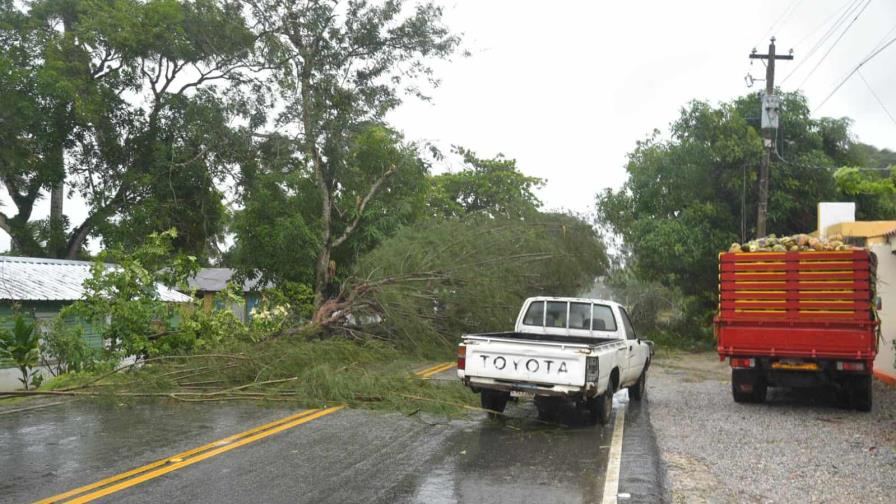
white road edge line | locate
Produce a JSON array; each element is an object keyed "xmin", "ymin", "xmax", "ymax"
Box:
[{"xmin": 601, "ymin": 404, "xmax": 627, "ymax": 504}]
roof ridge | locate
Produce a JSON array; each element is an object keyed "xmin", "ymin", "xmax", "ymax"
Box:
[{"xmin": 0, "ymin": 255, "xmax": 95, "ymax": 266}]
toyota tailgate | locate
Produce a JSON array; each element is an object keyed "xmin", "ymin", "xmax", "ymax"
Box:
[{"xmin": 463, "ymin": 337, "xmax": 588, "ymax": 387}]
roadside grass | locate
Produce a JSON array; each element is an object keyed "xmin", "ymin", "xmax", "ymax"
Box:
[
  {"xmin": 646, "ymin": 331, "xmax": 715, "ymax": 359},
  {"xmin": 34, "ymin": 338, "xmax": 478, "ymax": 417}
]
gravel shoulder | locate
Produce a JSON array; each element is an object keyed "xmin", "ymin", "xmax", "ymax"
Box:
[{"xmin": 649, "ymin": 352, "xmax": 896, "ymax": 503}]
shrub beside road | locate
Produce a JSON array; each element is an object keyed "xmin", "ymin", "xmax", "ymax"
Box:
[{"xmin": 649, "ymin": 353, "xmax": 896, "ymax": 503}]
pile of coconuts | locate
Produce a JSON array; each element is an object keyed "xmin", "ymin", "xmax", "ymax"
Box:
[{"xmin": 729, "ymin": 234, "xmax": 856, "ymax": 253}]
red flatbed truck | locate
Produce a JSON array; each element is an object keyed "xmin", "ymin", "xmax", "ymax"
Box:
[{"xmin": 715, "ymin": 249, "xmax": 879, "ymax": 411}]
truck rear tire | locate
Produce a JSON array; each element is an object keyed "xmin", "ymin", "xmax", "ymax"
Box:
[
  {"xmin": 849, "ymin": 375, "xmax": 872, "ymax": 412},
  {"xmin": 628, "ymin": 369, "xmax": 647, "ymax": 401},
  {"xmin": 587, "ymin": 383, "xmax": 614, "ymax": 426},
  {"xmin": 732, "ymin": 369, "xmax": 767, "ymax": 403},
  {"xmin": 480, "ymin": 390, "xmax": 509, "ymax": 418}
]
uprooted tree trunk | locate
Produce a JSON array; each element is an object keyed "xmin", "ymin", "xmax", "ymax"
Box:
[{"xmin": 307, "ymin": 272, "xmax": 447, "ymax": 332}]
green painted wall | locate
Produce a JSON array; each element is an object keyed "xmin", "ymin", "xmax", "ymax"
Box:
[{"xmin": 0, "ymin": 301, "xmax": 103, "ymax": 368}]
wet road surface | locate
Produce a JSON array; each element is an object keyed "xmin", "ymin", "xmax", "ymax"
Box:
[{"xmin": 1, "ymin": 373, "xmax": 663, "ymax": 504}]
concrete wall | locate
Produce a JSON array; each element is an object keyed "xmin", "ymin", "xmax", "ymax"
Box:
[{"xmin": 871, "ymin": 244, "xmax": 896, "ymax": 384}]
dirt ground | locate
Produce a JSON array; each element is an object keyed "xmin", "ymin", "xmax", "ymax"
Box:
[{"xmin": 649, "ymin": 352, "xmax": 896, "ymax": 503}]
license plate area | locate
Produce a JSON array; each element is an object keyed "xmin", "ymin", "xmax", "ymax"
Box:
[
  {"xmin": 771, "ymin": 359, "xmax": 819, "ymax": 371},
  {"xmin": 510, "ymin": 390, "xmax": 535, "ymax": 399}
]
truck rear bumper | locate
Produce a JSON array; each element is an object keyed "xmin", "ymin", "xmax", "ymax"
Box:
[
  {"xmin": 465, "ymin": 377, "xmax": 592, "ymax": 398},
  {"xmin": 728, "ymin": 357, "xmax": 872, "ymax": 387}
]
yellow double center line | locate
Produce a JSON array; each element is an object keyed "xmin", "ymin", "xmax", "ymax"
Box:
[
  {"xmin": 35, "ymin": 361, "xmax": 455, "ymax": 503},
  {"xmin": 35, "ymin": 406, "xmax": 344, "ymax": 503},
  {"xmin": 416, "ymin": 361, "xmax": 456, "ymax": 378}
]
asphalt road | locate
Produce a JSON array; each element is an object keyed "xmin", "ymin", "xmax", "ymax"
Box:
[{"xmin": 1, "ymin": 369, "xmax": 663, "ymax": 504}]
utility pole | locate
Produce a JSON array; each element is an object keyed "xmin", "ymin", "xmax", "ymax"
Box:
[{"xmin": 749, "ymin": 37, "xmax": 793, "ymax": 238}]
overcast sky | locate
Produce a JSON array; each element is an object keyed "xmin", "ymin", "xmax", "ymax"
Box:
[
  {"xmin": 389, "ymin": 0, "xmax": 896, "ymax": 213},
  {"xmin": 3, "ymin": 0, "xmax": 896, "ymax": 252}
]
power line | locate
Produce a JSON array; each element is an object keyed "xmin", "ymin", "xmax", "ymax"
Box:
[
  {"xmin": 869, "ymin": 22, "xmax": 896, "ymax": 53},
  {"xmin": 755, "ymin": 0, "xmax": 804, "ymax": 49},
  {"xmin": 857, "ymin": 70, "xmax": 896, "ymax": 128},
  {"xmin": 792, "ymin": 0, "xmax": 856, "ymax": 49},
  {"xmin": 814, "ymin": 32, "xmax": 896, "ymax": 112},
  {"xmin": 796, "ymin": 0, "xmax": 872, "ymax": 89},
  {"xmin": 782, "ymin": 0, "xmax": 862, "ymax": 84}
]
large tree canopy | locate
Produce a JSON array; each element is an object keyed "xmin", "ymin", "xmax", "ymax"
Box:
[
  {"xmin": 596, "ymin": 91, "xmax": 892, "ymax": 334},
  {"xmin": 0, "ymin": 0, "xmax": 258, "ymax": 259},
  {"xmin": 240, "ymin": 0, "xmax": 459, "ymax": 304},
  {"xmin": 229, "ymin": 125, "xmax": 429, "ymax": 288},
  {"xmin": 428, "ymin": 147, "xmax": 544, "ymax": 219}
]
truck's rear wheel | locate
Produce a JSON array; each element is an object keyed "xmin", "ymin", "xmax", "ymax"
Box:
[
  {"xmin": 480, "ymin": 390, "xmax": 509, "ymax": 419},
  {"xmin": 732, "ymin": 369, "xmax": 767, "ymax": 403},
  {"xmin": 587, "ymin": 383, "xmax": 614, "ymax": 426},
  {"xmin": 628, "ymin": 368, "xmax": 647, "ymax": 401},
  {"xmin": 849, "ymin": 375, "xmax": 872, "ymax": 412}
]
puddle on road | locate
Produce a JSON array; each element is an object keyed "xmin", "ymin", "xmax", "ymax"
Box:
[{"xmin": 407, "ymin": 395, "xmax": 625, "ymax": 504}]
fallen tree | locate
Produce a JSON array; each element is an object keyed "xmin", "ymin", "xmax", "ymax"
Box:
[
  {"xmin": 3, "ymin": 215, "xmax": 606, "ymax": 415},
  {"xmin": 1, "ymin": 339, "xmax": 477, "ymax": 414},
  {"xmin": 311, "ymin": 213, "xmax": 609, "ymax": 352}
]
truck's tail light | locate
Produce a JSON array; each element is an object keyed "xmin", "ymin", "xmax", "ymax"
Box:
[
  {"xmin": 586, "ymin": 356, "xmax": 599, "ymax": 382},
  {"xmin": 836, "ymin": 361, "xmax": 865, "ymax": 372},
  {"xmin": 730, "ymin": 357, "xmax": 755, "ymax": 368},
  {"xmin": 457, "ymin": 344, "xmax": 466, "ymax": 371}
]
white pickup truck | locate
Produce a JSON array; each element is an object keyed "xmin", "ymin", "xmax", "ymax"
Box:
[{"xmin": 457, "ymin": 296, "xmax": 654, "ymax": 424}]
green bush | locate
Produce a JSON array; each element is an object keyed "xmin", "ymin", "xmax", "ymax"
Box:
[
  {"xmin": 39, "ymin": 318, "xmax": 105, "ymax": 376},
  {"xmin": 0, "ymin": 314, "xmax": 42, "ymax": 389}
]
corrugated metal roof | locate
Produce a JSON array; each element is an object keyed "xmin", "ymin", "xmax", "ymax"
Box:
[
  {"xmin": 0, "ymin": 256, "xmax": 192, "ymax": 302},
  {"xmin": 186, "ymin": 268, "xmax": 267, "ymax": 293}
]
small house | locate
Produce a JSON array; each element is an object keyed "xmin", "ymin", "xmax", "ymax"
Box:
[
  {"xmin": 0, "ymin": 256, "xmax": 191, "ymax": 344},
  {"xmin": 185, "ymin": 268, "xmax": 267, "ymax": 323}
]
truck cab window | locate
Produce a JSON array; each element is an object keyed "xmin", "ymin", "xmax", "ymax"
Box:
[
  {"xmin": 545, "ymin": 301, "xmax": 568, "ymax": 328},
  {"xmin": 569, "ymin": 302, "xmax": 591, "ymax": 329},
  {"xmin": 620, "ymin": 307, "xmax": 636, "ymax": 340},
  {"xmin": 591, "ymin": 304, "xmax": 617, "ymax": 332},
  {"xmin": 522, "ymin": 301, "xmax": 545, "ymax": 326}
]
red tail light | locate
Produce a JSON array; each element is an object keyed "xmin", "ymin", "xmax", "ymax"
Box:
[
  {"xmin": 457, "ymin": 344, "xmax": 466, "ymax": 370},
  {"xmin": 836, "ymin": 361, "xmax": 865, "ymax": 372},
  {"xmin": 730, "ymin": 357, "xmax": 755, "ymax": 368}
]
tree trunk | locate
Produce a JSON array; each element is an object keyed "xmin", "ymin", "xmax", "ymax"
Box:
[
  {"xmin": 297, "ymin": 55, "xmax": 335, "ymax": 308},
  {"xmin": 49, "ymin": 179, "xmax": 65, "ymax": 258},
  {"xmin": 48, "ymin": 8, "xmax": 75, "ymax": 258},
  {"xmin": 314, "ymin": 245, "xmax": 331, "ymax": 307}
]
